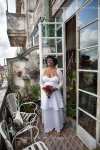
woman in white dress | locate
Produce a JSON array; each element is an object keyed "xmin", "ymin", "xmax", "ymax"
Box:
[{"xmin": 40, "ymin": 55, "xmax": 65, "ymax": 136}]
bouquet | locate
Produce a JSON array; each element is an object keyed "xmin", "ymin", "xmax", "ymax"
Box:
[{"xmin": 43, "ymin": 85, "xmax": 53, "ymax": 98}]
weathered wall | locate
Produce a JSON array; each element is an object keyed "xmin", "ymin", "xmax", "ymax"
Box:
[
  {"xmin": 13, "ymin": 61, "xmax": 26, "ymax": 87},
  {"xmin": 52, "ymin": 0, "xmax": 66, "ymax": 16}
]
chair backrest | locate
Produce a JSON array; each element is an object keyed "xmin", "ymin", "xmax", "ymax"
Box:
[
  {"xmin": 0, "ymin": 120, "xmax": 14, "ymax": 150},
  {"xmin": 7, "ymin": 93, "xmax": 19, "ymax": 118}
]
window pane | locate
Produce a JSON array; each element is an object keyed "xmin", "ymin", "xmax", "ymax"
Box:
[
  {"xmin": 57, "ymin": 26, "xmax": 62, "ymax": 37},
  {"xmin": 57, "ymin": 40, "xmax": 62, "ymax": 53},
  {"xmin": 42, "ymin": 24, "xmax": 62, "ymax": 37},
  {"xmin": 79, "ymin": 72, "xmax": 97, "ymax": 94},
  {"xmin": 78, "ymin": 110, "xmax": 96, "ymax": 138},
  {"xmin": 79, "ymin": 48, "xmax": 98, "ymax": 70},
  {"xmin": 42, "ymin": 24, "xmax": 55, "ymax": 37},
  {"xmin": 79, "ymin": 0, "xmax": 87, "ymax": 7},
  {"xmin": 79, "ymin": 91, "xmax": 97, "ymax": 117},
  {"xmin": 78, "ymin": 0, "xmax": 98, "ymax": 28},
  {"xmin": 42, "ymin": 39, "xmax": 56, "ymax": 54},
  {"xmin": 79, "ymin": 21, "xmax": 98, "ymax": 49},
  {"xmin": 64, "ymin": 0, "xmax": 77, "ymax": 21},
  {"xmin": 57, "ymin": 55, "xmax": 63, "ymax": 68}
]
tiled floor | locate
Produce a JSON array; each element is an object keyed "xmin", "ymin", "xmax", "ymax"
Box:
[
  {"xmin": 16, "ymin": 121, "xmax": 88, "ymax": 150},
  {"xmin": 37, "ymin": 122, "xmax": 88, "ymax": 150}
]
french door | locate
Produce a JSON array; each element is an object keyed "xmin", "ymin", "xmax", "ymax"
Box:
[{"xmin": 39, "ymin": 22, "xmax": 66, "ymax": 110}]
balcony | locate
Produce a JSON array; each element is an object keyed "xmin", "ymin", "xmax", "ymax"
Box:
[{"xmin": 6, "ymin": 12, "xmax": 27, "ymax": 47}]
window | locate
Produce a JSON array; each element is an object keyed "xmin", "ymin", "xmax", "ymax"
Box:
[
  {"xmin": 79, "ymin": 21, "xmax": 98, "ymax": 49},
  {"xmin": 78, "ymin": 110, "xmax": 96, "ymax": 138},
  {"xmin": 79, "ymin": 72, "xmax": 97, "ymax": 94},
  {"xmin": 64, "ymin": 0, "xmax": 77, "ymax": 21},
  {"xmin": 79, "ymin": 47, "xmax": 98, "ymax": 70},
  {"xmin": 78, "ymin": 0, "xmax": 98, "ymax": 28},
  {"xmin": 79, "ymin": 91, "xmax": 97, "ymax": 117}
]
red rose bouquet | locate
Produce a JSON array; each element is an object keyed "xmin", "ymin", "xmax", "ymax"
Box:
[{"xmin": 43, "ymin": 85, "xmax": 53, "ymax": 98}]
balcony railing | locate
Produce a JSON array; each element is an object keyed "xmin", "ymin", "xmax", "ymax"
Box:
[{"xmin": 6, "ymin": 12, "xmax": 27, "ymax": 47}]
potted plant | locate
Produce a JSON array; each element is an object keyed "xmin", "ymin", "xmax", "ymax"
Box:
[
  {"xmin": 16, "ymin": 71, "xmax": 22, "ymax": 77},
  {"xmin": 30, "ymin": 67, "xmax": 40, "ymax": 78},
  {"xmin": 20, "ymin": 84, "xmax": 41, "ymax": 113}
]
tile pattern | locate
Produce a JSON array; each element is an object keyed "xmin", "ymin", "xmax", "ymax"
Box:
[
  {"xmin": 37, "ymin": 122, "xmax": 88, "ymax": 150},
  {"xmin": 15, "ymin": 121, "xmax": 88, "ymax": 150}
]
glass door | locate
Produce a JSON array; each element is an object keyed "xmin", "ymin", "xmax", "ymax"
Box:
[
  {"xmin": 39, "ymin": 22, "xmax": 66, "ymax": 109},
  {"xmin": 77, "ymin": 0, "xmax": 98, "ymax": 149}
]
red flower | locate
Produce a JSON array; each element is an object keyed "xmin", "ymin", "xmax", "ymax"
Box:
[{"xmin": 43, "ymin": 85, "xmax": 53, "ymax": 98}]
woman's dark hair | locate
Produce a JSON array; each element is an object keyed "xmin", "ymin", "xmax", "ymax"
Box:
[{"xmin": 45, "ymin": 55, "xmax": 58, "ymax": 66}]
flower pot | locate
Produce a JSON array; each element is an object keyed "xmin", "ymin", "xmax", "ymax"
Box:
[
  {"xmin": 16, "ymin": 71, "xmax": 22, "ymax": 77},
  {"xmin": 30, "ymin": 71, "xmax": 39, "ymax": 78}
]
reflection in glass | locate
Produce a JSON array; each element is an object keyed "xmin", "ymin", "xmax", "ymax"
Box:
[
  {"xmin": 57, "ymin": 40, "xmax": 62, "ymax": 53},
  {"xmin": 79, "ymin": 91, "xmax": 97, "ymax": 117},
  {"xmin": 57, "ymin": 55, "xmax": 63, "ymax": 68},
  {"xmin": 79, "ymin": 72, "xmax": 97, "ymax": 94},
  {"xmin": 79, "ymin": 21, "xmax": 98, "ymax": 49},
  {"xmin": 42, "ymin": 24, "xmax": 62, "ymax": 37},
  {"xmin": 79, "ymin": 48, "xmax": 98, "ymax": 70},
  {"xmin": 78, "ymin": 0, "xmax": 98, "ymax": 28},
  {"xmin": 42, "ymin": 24, "xmax": 55, "ymax": 37},
  {"xmin": 57, "ymin": 26, "xmax": 62, "ymax": 37},
  {"xmin": 78, "ymin": 110, "xmax": 96, "ymax": 138},
  {"xmin": 79, "ymin": 0, "xmax": 87, "ymax": 7},
  {"xmin": 42, "ymin": 39, "xmax": 56, "ymax": 54},
  {"xmin": 65, "ymin": 0, "xmax": 77, "ymax": 20}
]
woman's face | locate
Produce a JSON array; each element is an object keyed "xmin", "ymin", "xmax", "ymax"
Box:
[{"xmin": 47, "ymin": 58, "xmax": 55, "ymax": 67}]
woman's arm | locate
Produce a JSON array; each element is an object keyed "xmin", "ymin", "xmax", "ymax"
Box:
[{"xmin": 55, "ymin": 69, "xmax": 63, "ymax": 90}]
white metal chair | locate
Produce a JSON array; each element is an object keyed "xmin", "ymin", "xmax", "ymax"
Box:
[
  {"xmin": 0, "ymin": 120, "xmax": 48, "ymax": 150},
  {"xmin": 6, "ymin": 93, "xmax": 39, "ymax": 132}
]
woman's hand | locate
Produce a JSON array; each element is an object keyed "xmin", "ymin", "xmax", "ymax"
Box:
[{"xmin": 52, "ymin": 87, "xmax": 58, "ymax": 92}]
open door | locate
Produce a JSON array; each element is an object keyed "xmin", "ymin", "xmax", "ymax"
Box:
[
  {"xmin": 39, "ymin": 22, "xmax": 66, "ymax": 115},
  {"xmin": 65, "ymin": 15, "xmax": 77, "ymax": 126}
]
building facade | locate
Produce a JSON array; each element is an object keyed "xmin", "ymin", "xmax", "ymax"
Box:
[{"xmin": 6, "ymin": 0, "xmax": 100, "ymax": 149}]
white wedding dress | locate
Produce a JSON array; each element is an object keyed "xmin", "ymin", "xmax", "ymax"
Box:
[{"xmin": 41, "ymin": 75, "xmax": 64, "ymax": 133}]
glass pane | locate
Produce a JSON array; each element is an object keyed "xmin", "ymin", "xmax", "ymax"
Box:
[
  {"xmin": 57, "ymin": 40, "xmax": 62, "ymax": 53},
  {"xmin": 79, "ymin": 91, "xmax": 97, "ymax": 117},
  {"xmin": 65, "ymin": 0, "xmax": 77, "ymax": 21},
  {"xmin": 78, "ymin": 110, "xmax": 96, "ymax": 138},
  {"xmin": 79, "ymin": 21, "xmax": 98, "ymax": 49},
  {"xmin": 42, "ymin": 24, "xmax": 62, "ymax": 37},
  {"xmin": 57, "ymin": 55, "xmax": 63, "ymax": 68},
  {"xmin": 42, "ymin": 24, "xmax": 55, "ymax": 37},
  {"xmin": 79, "ymin": 48, "xmax": 98, "ymax": 70},
  {"xmin": 78, "ymin": 0, "xmax": 98, "ymax": 28},
  {"xmin": 57, "ymin": 26, "xmax": 62, "ymax": 37},
  {"xmin": 79, "ymin": 72, "xmax": 97, "ymax": 94},
  {"xmin": 79, "ymin": 0, "xmax": 87, "ymax": 7},
  {"xmin": 42, "ymin": 39, "xmax": 56, "ymax": 54}
]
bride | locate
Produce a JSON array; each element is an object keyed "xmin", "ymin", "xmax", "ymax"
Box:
[{"xmin": 40, "ymin": 55, "xmax": 65, "ymax": 136}]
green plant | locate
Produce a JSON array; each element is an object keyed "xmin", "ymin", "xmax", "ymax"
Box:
[
  {"xmin": 67, "ymin": 101, "xmax": 76, "ymax": 119},
  {"xmin": 20, "ymin": 103, "xmax": 36, "ymax": 113},
  {"xmin": 29, "ymin": 84, "xmax": 41, "ymax": 103}
]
